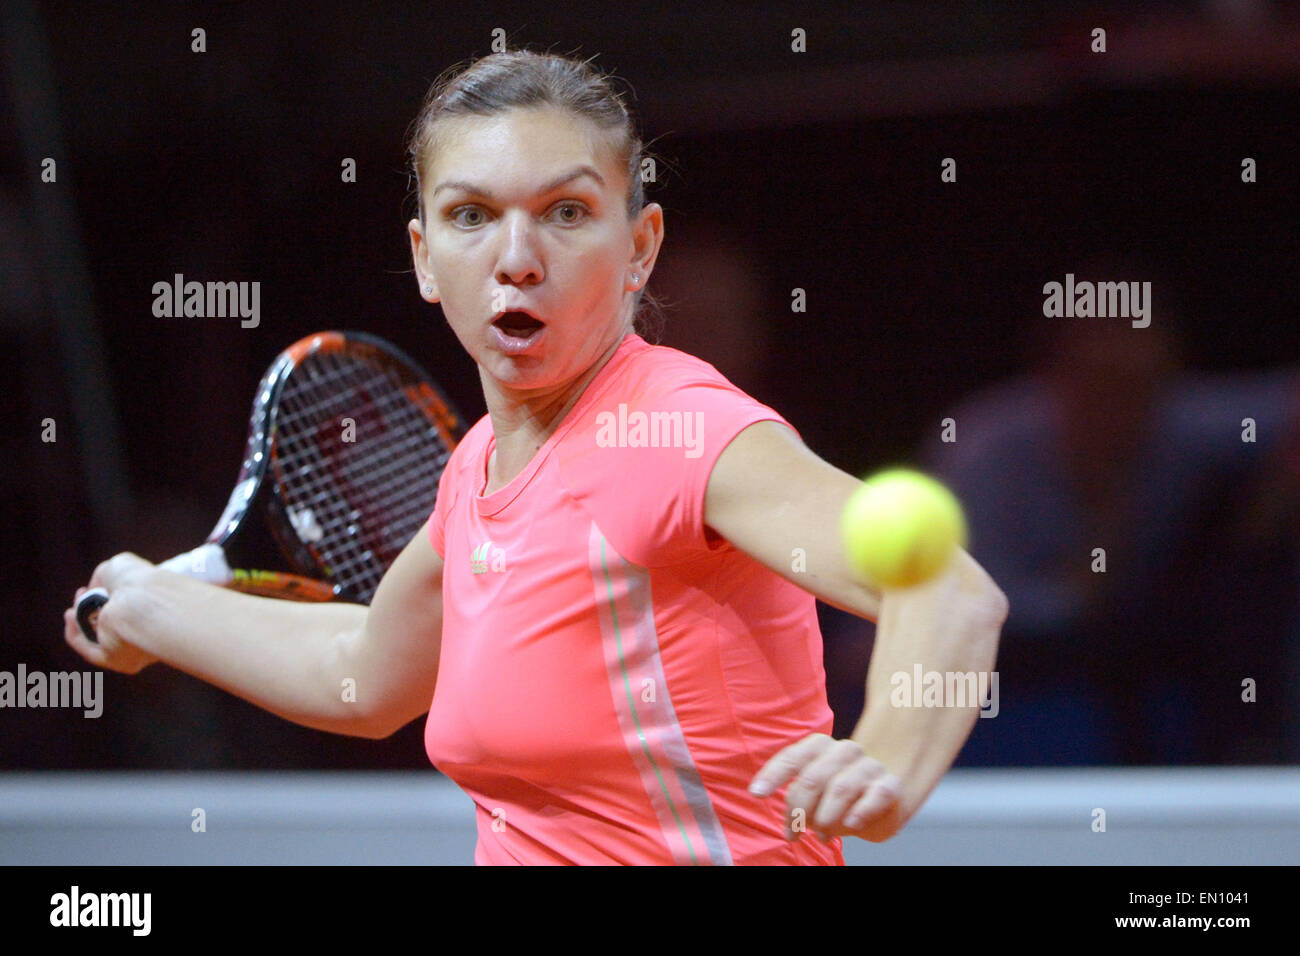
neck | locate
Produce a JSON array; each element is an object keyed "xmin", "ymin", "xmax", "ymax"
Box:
[{"xmin": 481, "ymin": 329, "xmax": 629, "ymax": 471}]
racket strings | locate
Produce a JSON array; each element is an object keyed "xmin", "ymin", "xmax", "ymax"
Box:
[
  {"xmin": 278, "ymin": 369, "xmax": 443, "ymax": 597},
  {"xmin": 282, "ymin": 403, "xmax": 450, "ymax": 527},
  {"xmin": 273, "ymin": 347, "xmax": 451, "ymax": 602},
  {"xmin": 277, "ymin": 390, "xmax": 446, "ymax": 511},
  {"xmin": 281, "ymin": 361, "xmax": 442, "ymax": 534}
]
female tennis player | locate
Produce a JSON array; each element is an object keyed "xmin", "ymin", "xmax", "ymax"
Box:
[{"xmin": 65, "ymin": 48, "xmax": 1007, "ymax": 865}]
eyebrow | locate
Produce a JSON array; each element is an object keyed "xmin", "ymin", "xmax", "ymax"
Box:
[{"xmin": 432, "ymin": 165, "xmax": 606, "ymax": 200}]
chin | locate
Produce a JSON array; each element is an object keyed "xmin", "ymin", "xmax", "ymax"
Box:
[{"xmin": 483, "ymin": 351, "xmax": 554, "ymax": 388}]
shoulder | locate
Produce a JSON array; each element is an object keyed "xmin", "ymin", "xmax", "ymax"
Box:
[
  {"xmin": 557, "ymin": 336, "xmax": 793, "ymax": 459},
  {"xmin": 624, "ymin": 335, "xmax": 737, "ymax": 383},
  {"xmin": 549, "ymin": 338, "xmax": 794, "ymax": 566},
  {"xmin": 608, "ymin": 335, "xmax": 771, "ymax": 410},
  {"xmin": 556, "ymin": 334, "xmax": 786, "ymax": 459}
]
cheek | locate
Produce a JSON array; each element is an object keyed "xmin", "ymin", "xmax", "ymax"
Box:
[
  {"xmin": 568, "ymin": 241, "xmax": 626, "ymax": 299},
  {"xmin": 429, "ymin": 270, "xmax": 480, "ymax": 342},
  {"xmin": 431, "ymin": 250, "xmax": 479, "ymax": 313}
]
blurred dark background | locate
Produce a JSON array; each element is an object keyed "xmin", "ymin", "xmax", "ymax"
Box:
[{"xmin": 3, "ymin": 1, "xmax": 1298, "ymax": 769}]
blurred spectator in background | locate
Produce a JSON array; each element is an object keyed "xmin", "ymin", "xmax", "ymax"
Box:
[{"xmin": 918, "ymin": 264, "xmax": 1299, "ymax": 764}]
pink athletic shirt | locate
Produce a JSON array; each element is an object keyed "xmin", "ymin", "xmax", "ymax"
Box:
[{"xmin": 423, "ymin": 332, "xmax": 844, "ymax": 865}]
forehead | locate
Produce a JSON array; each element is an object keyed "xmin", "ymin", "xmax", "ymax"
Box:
[{"xmin": 427, "ymin": 106, "xmax": 621, "ymax": 190}]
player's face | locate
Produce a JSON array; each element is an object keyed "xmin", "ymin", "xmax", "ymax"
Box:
[{"xmin": 412, "ymin": 106, "xmax": 650, "ymax": 392}]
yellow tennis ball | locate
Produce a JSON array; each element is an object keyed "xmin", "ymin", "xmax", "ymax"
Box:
[{"xmin": 841, "ymin": 469, "xmax": 968, "ymax": 589}]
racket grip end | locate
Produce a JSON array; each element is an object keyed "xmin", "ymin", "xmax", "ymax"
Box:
[{"xmin": 76, "ymin": 588, "xmax": 110, "ymax": 642}]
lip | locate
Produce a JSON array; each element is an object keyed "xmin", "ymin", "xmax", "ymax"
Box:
[
  {"xmin": 489, "ymin": 307, "xmax": 547, "ymax": 355},
  {"xmin": 490, "ymin": 305, "xmax": 545, "ymax": 324},
  {"xmin": 490, "ymin": 322, "xmax": 545, "ymax": 354}
]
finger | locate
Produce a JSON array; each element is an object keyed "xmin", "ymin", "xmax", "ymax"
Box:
[
  {"xmin": 73, "ymin": 586, "xmax": 89, "ymax": 633},
  {"xmin": 811, "ymin": 766, "xmax": 873, "ymax": 833},
  {"xmin": 64, "ymin": 607, "xmax": 109, "ymax": 668},
  {"xmin": 88, "ymin": 551, "xmax": 147, "ymax": 593},
  {"xmin": 749, "ymin": 732, "xmax": 831, "ymax": 797},
  {"xmin": 784, "ymin": 739, "xmax": 865, "ymax": 840},
  {"xmin": 843, "ymin": 774, "xmax": 903, "ymax": 830},
  {"xmin": 812, "ymin": 757, "xmax": 898, "ymax": 831}
]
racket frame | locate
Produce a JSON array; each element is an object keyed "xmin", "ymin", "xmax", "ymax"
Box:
[{"xmin": 75, "ymin": 330, "xmax": 463, "ymax": 640}]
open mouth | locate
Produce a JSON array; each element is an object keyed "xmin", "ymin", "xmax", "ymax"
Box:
[{"xmin": 493, "ymin": 311, "xmax": 546, "ymax": 338}]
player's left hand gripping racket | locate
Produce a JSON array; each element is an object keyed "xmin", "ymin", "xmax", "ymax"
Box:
[{"xmin": 76, "ymin": 330, "xmax": 464, "ymax": 640}]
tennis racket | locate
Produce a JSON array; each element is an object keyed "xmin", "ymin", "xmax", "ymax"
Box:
[{"xmin": 76, "ymin": 330, "xmax": 464, "ymax": 641}]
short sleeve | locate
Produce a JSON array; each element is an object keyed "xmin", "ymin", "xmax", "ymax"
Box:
[{"xmin": 557, "ymin": 374, "xmax": 798, "ymax": 568}]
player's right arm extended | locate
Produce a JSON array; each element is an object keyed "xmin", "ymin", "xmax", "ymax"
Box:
[{"xmin": 63, "ymin": 530, "xmax": 444, "ymax": 740}]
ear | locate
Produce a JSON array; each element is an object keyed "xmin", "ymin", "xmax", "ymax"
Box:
[
  {"xmin": 630, "ymin": 202, "xmax": 664, "ymax": 283},
  {"xmin": 408, "ymin": 217, "xmax": 440, "ymax": 302}
]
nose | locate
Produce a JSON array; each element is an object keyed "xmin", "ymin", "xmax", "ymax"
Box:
[{"xmin": 494, "ymin": 210, "xmax": 544, "ymax": 286}]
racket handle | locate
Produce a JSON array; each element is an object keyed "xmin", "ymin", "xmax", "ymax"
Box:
[
  {"xmin": 157, "ymin": 543, "xmax": 231, "ymax": 581},
  {"xmin": 75, "ymin": 588, "xmax": 110, "ymax": 642},
  {"xmin": 75, "ymin": 545, "xmax": 232, "ymax": 642}
]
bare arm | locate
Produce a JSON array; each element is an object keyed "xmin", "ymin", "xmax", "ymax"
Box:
[
  {"xmin": 703, "ymin": 421, "xmax": 885, "ymax": 621},
  {"xmin": 63, "ymin": 528, "xmax": 445, "ymax": 740},
  {"xmin": 704, "ymin": 420, "xmax": 1008, "ymax": 839}
]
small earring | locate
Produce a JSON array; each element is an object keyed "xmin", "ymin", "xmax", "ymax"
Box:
[
  {"xmin": 631, "ymin": 274, "xmax": 639, "ymax": 286},
  {"xmin": 423, "ymin": 285, "xmax": 433, "ymax": 295}
]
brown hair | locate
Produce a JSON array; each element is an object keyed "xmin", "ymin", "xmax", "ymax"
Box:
[{"xmin": 407, "ymin": 48, "xmax": 665, "ymax": 340}]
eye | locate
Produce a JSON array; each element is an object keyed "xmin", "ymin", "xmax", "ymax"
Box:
[
  {"xmin": 450, "ymin": 206, "xmax": 487, "ymax": 228},
  {"xmin": 550, "ymin": 201, "xmax": 590, "ymax": 225}
]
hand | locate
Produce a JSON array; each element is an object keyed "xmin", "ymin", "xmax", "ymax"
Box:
[
  {"xmin": 63, "ymin": 552, "xmax": 162, "ymax": 674},
  {"xmin": 749, "ymin": 733, "xmax": 905, "ymax": 844}
]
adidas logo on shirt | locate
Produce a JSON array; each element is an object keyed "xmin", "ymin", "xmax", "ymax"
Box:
[{"xmin": 470, "ymin": 540, "xmax": 508, "ymax": 574}]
